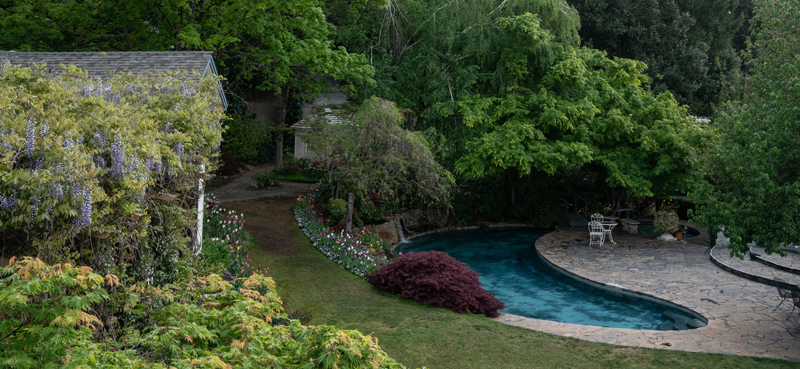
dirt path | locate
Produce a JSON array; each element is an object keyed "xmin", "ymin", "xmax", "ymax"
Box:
[
  {"xmin": 226, "ymin": 197, "xmax": 299, "ymax": 254},
  {"xmin": 208, "ymin": 164, "xmax": 310, "ymax": 203}
]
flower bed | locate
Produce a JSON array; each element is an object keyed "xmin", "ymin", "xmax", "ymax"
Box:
[
  {"xmin": 295, "ymin": 187, "xmax": 387, "ymax": 278},
  {"xmin": 202, "ymin": 195, "xmax": 268, "ymax": 280}
]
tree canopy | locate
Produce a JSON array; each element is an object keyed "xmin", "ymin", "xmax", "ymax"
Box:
[
  {"xmin": 0, "ymin": 0, "xmax": 376, "ymax": 169},
  {"xmin": 305, "ymin": 97, "xmax": 454, "ymax": 232},
  {"xmin": 690, "ymin": 0, "xmax": 800, "ymax": 255},
  {"xmin": 452, "ymin": 13, "xmax": 703, "ymax": 210},
  {"xmin": 569, "ymin": 0, "xmax": 748, "ymax": 116}
]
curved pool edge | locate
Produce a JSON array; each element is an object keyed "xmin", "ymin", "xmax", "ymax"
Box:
[
  {"xmin": 534, "ymin": 243, "xmax": 709, "ymax": 328},
  {"xmin": 513, "ymin": 227, "xmax": 800, "ymax": 362}
]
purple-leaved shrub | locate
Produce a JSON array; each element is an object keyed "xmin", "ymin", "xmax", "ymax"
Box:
[{"xmin": 368, "ymin": 251, "xmax": 505, "ymax": 317}]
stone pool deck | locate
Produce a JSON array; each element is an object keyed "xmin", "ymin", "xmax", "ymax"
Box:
[{"xmin": 493, "ymin": 227, "xmax": 800, "ymax": 362}]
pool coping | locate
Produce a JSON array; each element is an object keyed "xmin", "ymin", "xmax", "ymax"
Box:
[{"xmin": 532, "ymin": 245, "xmax": 708, "ymax": 327}]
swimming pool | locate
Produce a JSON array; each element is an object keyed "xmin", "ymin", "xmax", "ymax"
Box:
[{"xmin": 395, "ymin": 227, "xmax": 706, "ymax": 330}]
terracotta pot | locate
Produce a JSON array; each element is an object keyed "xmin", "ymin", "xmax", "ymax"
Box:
[{"xmin": 673, "ymin": 231, "xmax": 683, "ymax": 241}]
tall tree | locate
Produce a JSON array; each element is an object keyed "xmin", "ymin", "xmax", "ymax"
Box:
[
  {"xmin": 690, "ymin": 0, "xmax": 800, "ymax": 256},
  {"xmin": 324, "ymin": 0, "xmax": 581, "ymax": 134},
  {"xmin": 305, "ymin": 97, "xmax": 454, "ymax": 232},
  {"xmin": 0, "ymin": 0, "xmax": 375, "ymax": 170},
  {"xmin": 568, "ymin": 0, "xmax": 746, "ymax": 116},
  {"xmin": 453, "ymin": 14, "xmax": 703, "ymax": 210}
]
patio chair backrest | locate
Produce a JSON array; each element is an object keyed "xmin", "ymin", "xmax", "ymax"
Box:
[
  {"xmin": 591, "ymin": 213, "xmax": 604, "ymax": 223},
  {"xmin": 776, "ymin": 278, "xmax": 793, "ymax": 299}
]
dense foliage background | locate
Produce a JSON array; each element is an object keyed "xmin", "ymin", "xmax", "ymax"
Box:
[{"xmin": 690, "ymin": 0, "xmax": 800, "ymax": 255}]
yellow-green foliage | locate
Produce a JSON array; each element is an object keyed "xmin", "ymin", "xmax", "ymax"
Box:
[
  {"xmin": 0, "ymin": 258, "xmax": 406, "ymax": 369},
  {"xmin": 0, "ymin": 63, "xmax": 225, "ymax": 276},
  {"xmin": 654, "ymin": 210, "xmax": 680, "ymax": 234},
  {"xmin": 0, "ymin": 257, "xmax": 116, "ymax": 368}
]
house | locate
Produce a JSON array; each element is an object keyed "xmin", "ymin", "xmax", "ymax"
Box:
[
  {"xmin": 0, "ymin": 51, "xmax": 227, "ymax": 109},
  {"xmin": 0, "ymin": 50, "xmax": 228, "ymax": 252},
  {"xmin": 290, "ymin": 107, "xmax": 348, "ymax": 159}
]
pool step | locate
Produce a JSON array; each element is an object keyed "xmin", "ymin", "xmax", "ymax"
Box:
[{"xmin": 661, "ymin": 310, "xmax": 706, "ymax": 330}]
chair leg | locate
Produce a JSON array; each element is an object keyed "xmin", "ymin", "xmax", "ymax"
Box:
[{"xmin": 773, "ymin": 298, "xmax": 786, "ymax": 312}]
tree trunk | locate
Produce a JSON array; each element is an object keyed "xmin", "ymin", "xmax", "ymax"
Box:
[
  {"xmin": 345, "ymin": 192, "xmax": 355, "ymax": 233},
  {"xmin": 274, "ymin": 89, "xmax": 289, "ymax": 171},
  {"xmin": 507, "ymin": 170, "xmax": 517, "ymax": 207},
  {"xmin": 274, "ymin": 131, "xmax": 284, "ymax": 171},
  {"xmin": 610, "ymin": 188, "xmax": 627, "ymax": 217}
]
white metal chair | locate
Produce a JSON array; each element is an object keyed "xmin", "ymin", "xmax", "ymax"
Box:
[{"xmin": 589, "ymin": 221, "xmax": 605, "ymax": 247}]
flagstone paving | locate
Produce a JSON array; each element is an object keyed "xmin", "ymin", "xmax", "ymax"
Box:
[{"xmin": 493, "ymin": 227, "xmax": 800, "ymax": 362}]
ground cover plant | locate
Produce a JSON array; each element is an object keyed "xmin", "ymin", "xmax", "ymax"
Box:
[
  {"xmin": 0, "ymin": 257, "xmax": 405, "ymax": 368},
  {"xmin": 368, "ymin": 250, "xmax": 505, "ymax": 317}
]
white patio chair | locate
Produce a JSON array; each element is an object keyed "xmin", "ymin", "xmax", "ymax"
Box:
[{"xmin": 589, "ymin": 221, "xmax": 605, "ymax": 247}]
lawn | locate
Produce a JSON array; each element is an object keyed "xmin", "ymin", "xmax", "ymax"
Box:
[{"xmin": 228, "ymin": 197, "xmax": 796, "ymax": 369}]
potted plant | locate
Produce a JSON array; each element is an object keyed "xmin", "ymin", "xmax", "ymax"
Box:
[{"xmin": 654, "ymin": 209, "xmax": 680, "ymax": 239}]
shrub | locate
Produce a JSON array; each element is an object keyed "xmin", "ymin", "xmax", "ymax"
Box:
[
  {"xmin": 654, "ymin": 210, "xmax": 680, "ymax": 233},
  {"xmin": 220, "ymin": 99, "xmax": 274, "ymax": 164},
  {"xmin": 0, "ymin": 258, "xmax": 405, "ymax": 368},
  {"xmin": 327, "ymin": 197, "xmax": 348, "ymax": 224},
  {"xmin": 0, "ymin": 63, "xmax": 225, "ymax": 280},
  {"xmin": 250, "ymin": 170, "xmax": 282, "ymax": 189},
  {"xmin": 368, "ymin": 251, "xmax": 505, "ymax": 317},
  {"xmin": 0, "ymin": 257, "xmax": 116, "ymax": 367}
]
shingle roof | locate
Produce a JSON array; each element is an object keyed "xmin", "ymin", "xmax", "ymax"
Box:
[{"xmin": 0, "ymin": 51, "xmax": 227, "ymax": 108}]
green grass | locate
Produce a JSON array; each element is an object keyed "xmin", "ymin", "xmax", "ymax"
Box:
[{"xmin": 236, "ymin": 200, "xmax": 797, "ymax": 369}]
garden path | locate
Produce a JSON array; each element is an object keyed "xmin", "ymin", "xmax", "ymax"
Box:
[{"xmin": 208, "ymin": 164, "xmax": 310, "ymax": 203}]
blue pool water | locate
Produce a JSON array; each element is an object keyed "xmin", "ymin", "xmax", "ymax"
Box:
[{"xmin": 396, "ymin": 227, "xmax": 705, "ymax": 330}]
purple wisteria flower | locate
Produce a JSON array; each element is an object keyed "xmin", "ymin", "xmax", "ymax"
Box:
[
  {"xmin": 50, "ymin": 182, "xmax": 64, "ymax": 199},
  {"xmin": 110, "ymin": 135, "xmax": 124, "ymax": 178},
  {"xmin": 93, "ymin": 132, "xmax": 106, "ymax": 148},
  {"xmin": 0, "ymin": 194, "xmax": 17, "ymax": 210},
  {"xmin": 62, "ymin": 137, "xmax": 75, "ymax": 149},
  {"xmin": 32, "ymin": 156, "xmax": 45, "ymax": 170},
  {"xmin": 25, "ymin": 117, "xmax": 36, "ymax": 156},
  {"xmin": 174, "ymin": 143, "xmax": 184, "ymax": 166},
  {"xmin": 75, "ymin": 186, "xmax": 92, "ymax": 228},
  {"xmin": 28, "ymin": 196, "xmax": 39, "ymax": 227},
  {"xmin": 94, "ymin": 155, "xmax": 106, "ymax": 169}
]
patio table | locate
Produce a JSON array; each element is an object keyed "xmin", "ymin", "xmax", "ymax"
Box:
[{"xmin": 600, "ymin": 221, "xmax": 618, "ymax": 245}]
